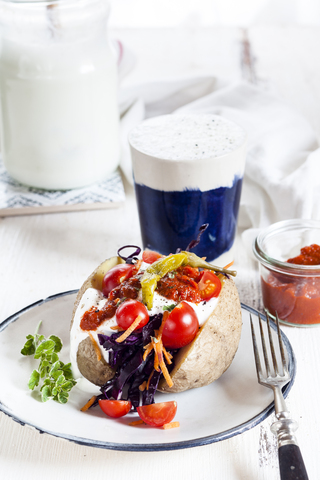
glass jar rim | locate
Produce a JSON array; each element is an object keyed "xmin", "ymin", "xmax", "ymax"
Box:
[
  {"xmin": 0, "ymin": 0, "xmax": 110, "ymax": 34},
  {"xmin": 0, "ymin": 0, "xmax": 108, "ymax": 6},
  {"xmin": 0, "ymin": 0, "xmax": 110, "ymax": 15},
  {"xmin": 253, "ymin": 218, "xmax": 320, "ymax": 275}
]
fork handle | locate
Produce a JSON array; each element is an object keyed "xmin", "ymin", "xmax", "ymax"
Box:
[
  {"xmin": 271, "ymin": 415, "xmax": 309, "ymax": 479},
  {"xmin": 279, "ymin": 444, "xmax": 309, "ymax": 480}
]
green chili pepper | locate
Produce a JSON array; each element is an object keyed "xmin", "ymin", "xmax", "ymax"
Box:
[
  {"xmin": 141, "ymin": 253, "xmax": 187, "ymax": 309},
  {"xmin": 183, "ymin": 251, "xmax": 237, "ymax": 277},
  {"xmin": 141, "ymin": 252, "xmax": 236, "ymax": 310}
]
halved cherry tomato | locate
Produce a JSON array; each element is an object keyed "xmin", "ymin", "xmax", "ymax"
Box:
[
  {"xmin": 198, "ymin": 270, "xmax": 221, "ymax": 301},
  {"xmin": 116, "ymin": 299, "xmax": 149, "ymax": 330},
  {"xmin": 137, "ymin": 401, "xmax": 177, "ymax": 427},
  {"xmin": 142, "ymin": 250, "xmax": 163, "ymax": 264},
  {"xmin": 161, "ymin": 301, "xmax": 199, "ymax": 349},
  {"xmin": 102, "ymin": 264, "xmax": 136, "ymax": 297},
  {"xmin": 99, "ymin": 399, "xmax": 132, "ymax": 418}
]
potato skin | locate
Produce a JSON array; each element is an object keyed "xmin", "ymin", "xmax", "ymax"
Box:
[
  {"xmin": 71, "ymin": 256, "xmax": 123, "ymax": 386},
  {"xmin": 76, "ymin": 337, "xmax": 115, "ymax": 386},
  {"xmin": 157, "ymin": 276, "xmax": 242, "ymax": 393}
]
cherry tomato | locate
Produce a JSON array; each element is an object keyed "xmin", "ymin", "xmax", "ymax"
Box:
[
  {"xmin": 102, "ymin": 264, "xmax": 136, "ymax": 297},
  {"xmin": 116, "ymin": 299, "xmax": 149, "ymax": 330},
  {"xmin": 198, "ymin": 270, "xmax": 221, "ymax": 301},
  {"xmin": 137, "ymin": 401, "xmax": 177, "ymax": 427},
  {"xmin": 99, "ymin": 399, "xmax": 132, "ymax": 418},
  {"xmin": 161, "ymin": 301, "xmax": 199, "ymax": 349},
  {"xmin": 142, "ymin": 250, "xmax": 163, "ymax": 264}
]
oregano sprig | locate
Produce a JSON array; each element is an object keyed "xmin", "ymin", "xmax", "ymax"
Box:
[{"xmin": 21, "ymin": 321, "xmax": 76, "ymax": 404}]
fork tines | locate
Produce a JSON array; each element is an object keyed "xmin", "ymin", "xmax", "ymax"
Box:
[{"xmin": 250, "ymin": 311, "xmax": 288, "ymax": 380}]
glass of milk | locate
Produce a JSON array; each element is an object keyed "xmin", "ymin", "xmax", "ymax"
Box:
[
  {"xmin": 0, "ymin": 0, "xmax": 120, "ymax": 190},
  {"xmin": 129, "ymin": 114, "xmax": 247, "ymax": 266}
]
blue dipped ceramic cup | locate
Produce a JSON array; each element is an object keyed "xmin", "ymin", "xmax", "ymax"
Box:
[{"xmin": 129, "ymin": 114, "xmax": 247, "ymax": 266}]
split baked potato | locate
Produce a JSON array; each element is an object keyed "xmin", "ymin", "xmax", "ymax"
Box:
[{"xmin": 71, "ymin": 254, "xmax": 242, "ymax": 393}]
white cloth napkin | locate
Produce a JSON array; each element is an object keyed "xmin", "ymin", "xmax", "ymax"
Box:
[{"xmin": 118, "ymin": 76, "xmax": 320, "ymax": 249}]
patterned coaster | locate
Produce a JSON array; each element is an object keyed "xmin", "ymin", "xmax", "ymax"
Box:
[{"xmin": 0, "ymin": 160, "xmax": 125, "ymax": 216}]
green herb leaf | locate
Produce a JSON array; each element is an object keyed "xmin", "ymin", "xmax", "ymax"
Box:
[
  {"xmin": 163, "ymin": 304, "xmax": 176, "ymax": 312},
  {"xmin": 57, "ymin": 392, "xmax": 68, "ymax": 404},
  {"xmin": 52, "ymin": 387, "xmax": 58, "ymax": 396},
  {"xmin": 62, "ymin": 380, "xmax": 77, "ymax": 392},
  {"xmin": 42, "ymin": 378, "xmax": 52, "ymax": 387},
  {"xmin": 50, "ymin": 352, "xmax": 59, "ymax": 363},
  {"xmin": 34, "ymin": 339, "xmax": 55, "ymax": 359},
  {"xmin": 41, "ymin": 385, "xmax": 52, "ymax": 402},
  {"xmin": 49, "ymin": 360, "xmax": 61, "ymax": 375},
  {"xmin": 28, "ymin": 370, "xmax": 40, "ymax": 390},
  {"xmin": 55, "ymin": 374, "xmax": 66, "ymax": 386},
  {"xmin": 21, "ymin": 336, "xmax": 36, "ymax": 356},
  {"xmin": 49, "ymin": 335, "xmax": 63, "ymax": 353}
]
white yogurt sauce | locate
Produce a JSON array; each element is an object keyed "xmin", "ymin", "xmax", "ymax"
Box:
[{"xmin": 70, "ymin": 285, "xmax": 219, "ymax": 384}]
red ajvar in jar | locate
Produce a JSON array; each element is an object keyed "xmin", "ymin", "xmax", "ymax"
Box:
[{"xmin": 261, "ymin": 244, "xmax": 320, "ymax": 325}]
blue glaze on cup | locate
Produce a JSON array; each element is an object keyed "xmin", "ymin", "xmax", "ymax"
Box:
[{"xmin": 134, "ymin": 175, "xmax": 243, "ymax": 262}]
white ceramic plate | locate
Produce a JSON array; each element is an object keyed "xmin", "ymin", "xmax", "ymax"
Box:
[{"xmin": 0, "ymin": 291, "xmax": 295, "ymax": 451}]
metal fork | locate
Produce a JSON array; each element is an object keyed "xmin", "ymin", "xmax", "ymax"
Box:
[{"xmin": 250, "ymin": 311, "xmax": 309, "ymax": 480}]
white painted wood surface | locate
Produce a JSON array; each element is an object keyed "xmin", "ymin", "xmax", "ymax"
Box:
[{"xmin": 1, "ymin": 26, "xmax": 319, "ymax": 480}]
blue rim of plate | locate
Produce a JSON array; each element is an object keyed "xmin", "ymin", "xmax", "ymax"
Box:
[{"xmin": 0, "ymin": 291, "xmax": 296, "ymax": 452}]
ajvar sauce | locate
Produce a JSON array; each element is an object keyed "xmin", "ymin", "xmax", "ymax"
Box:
[
  {"xmin": 80, "ymin": 275, "xmax": 141, "ymax": 331},
  {"xmin": 80, "ymin": 265, "xmax": 205, "ymax": 331},
  {"xmin": 287, "ymin": 244, "xmax": 320, "ymax": 265},
  {"xmin": 261, "ymin": 244, "xmax": 320, "ymax": 325},
  {"xmin": 157, "ymin": 266, "xmax": 203, "ymax": 303}
]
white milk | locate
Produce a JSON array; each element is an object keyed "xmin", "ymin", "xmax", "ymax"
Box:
[{"xmin": 0, "ymin": 0, "xmax": 120, "ymax": 190}]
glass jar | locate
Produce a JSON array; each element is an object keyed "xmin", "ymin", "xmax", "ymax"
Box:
[
  {"xmin": 0, "ymin": 0, "xmax": 120, "ymax": 190},
  {"xmin": 253, "ymin": 219, "xmax": 320, "ymax": 327}
]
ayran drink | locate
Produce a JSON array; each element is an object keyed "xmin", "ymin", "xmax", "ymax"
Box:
[{"xmin": 129, "ymin": 114, "xmax": 247, "ymax": 266}]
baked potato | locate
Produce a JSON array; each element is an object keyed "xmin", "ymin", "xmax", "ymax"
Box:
[{"xmin": 70, "ymin": 251, "xmax": 242, "ymax": 398}]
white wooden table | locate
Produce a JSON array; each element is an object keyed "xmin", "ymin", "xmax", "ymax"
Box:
[{"xmin": 1, "ymin": 26, "xmax": 319, "ymax": 480}]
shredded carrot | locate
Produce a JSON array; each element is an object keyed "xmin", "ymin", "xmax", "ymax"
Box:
[
  {"xmin": 159, "ymin": 359, "xmax": 173, "ymax": 388},
  {"xmin": 128, "ymin": 419, "xmax": 145, "ymax": 426},
  {"xmin": 139, "ymin": 381, "xmax": 147, "ymax": 392},
  {"xmin": 162, "ymin": 346, "xmax": 173, "ymax": 365},
  {"xmin": 143, "ymin": 342, "xmax": 153, "ymax": 361},
  {"xmin": 223, "ymin": 261, "xmax": 234, "ymax": 270},
  {"xmin": 155, "ymin": 340, "xmax": 163, "ymax": 365},
  {"xmin": 146, "ymin": 369, "xmax": 155, "ymax": 389},
  {"xmin": 154, "ymin": 352, "xmax": 160, "ymax": 372},
  {"xmin": 162, "ymin": 421, "xmax": 180, "ymax": 430},
  {"xmin": 143, "ymin": 313, "xmax": 174, "ymax": 388},
  {"xmin": 158, "ymin": 310, "xmax": 169, "ymax": 336},
  {"xmin": 88, "ymin": 332, "xmax": 102, "ymax": 361},
  {"xmin": 151, "ymin": 338, "xmax": 160, "ymax": 371},
  {"xmin": 110, "ymin": 325, "xmax": 123, "ymax": 331},
  {"xmin": 80, "ymin": 395, "xmax": 97, "ymax": 412},
  {"xmin": 116, "ymin": 315, "xmax": 143, "ymax": 343},
  {"xmin": 135, "ymin": 259, "xmax": 143, "ymax": 271},
  {"xmin": 155, "ymin": 339, "xmax": 173, "ymax": 388}
]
